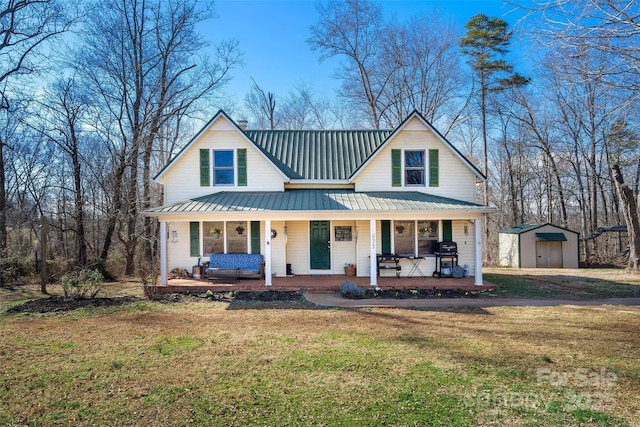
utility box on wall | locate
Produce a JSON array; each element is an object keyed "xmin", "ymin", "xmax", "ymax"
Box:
[{"xmin": 499, "ymin": 223, "xmax": 579, "ymax": 269}]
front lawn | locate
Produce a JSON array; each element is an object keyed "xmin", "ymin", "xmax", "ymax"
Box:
[
  {"xmin": 483, "ymin": 267, "xmax": 640, "ymax": 299},
  {"xmin": 1, "ymin": 297, "xmax": 638, "ymax": 426}
]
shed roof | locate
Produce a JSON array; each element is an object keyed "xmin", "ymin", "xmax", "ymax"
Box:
[
  {"xmin": 500, "ymin": 223, "xmax": 579, "ymax": 235},
  {"xmin": 145, "ymin": 189, "xmax": 492, "ymax": 215}
]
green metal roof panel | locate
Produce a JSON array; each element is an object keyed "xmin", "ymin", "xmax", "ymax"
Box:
[
  {"xmin": 500, "ymin": 223, "xmax": 546, "ymax": 234},
  {"xmin": 245, "ymin": 130, "xmax": 391, "ymax": 180},
  {"xmin": 146, "ymin": 190, "xmax": 490, "ymax": 214},
  {"xmin": 535, "ymin": 233, "xmax": 567, "ymax": 241}
]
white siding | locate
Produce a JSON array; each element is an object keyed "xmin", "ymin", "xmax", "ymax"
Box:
[
  {"xmin": 166, "ymin": 221, "xmax": 197, "ymax": 272},
  {"xmin": 331, "ymin": 220, "xmax": 358, "ymax": 275},
  {"xmin": 499, "ymin": 233, "xmax": 519, "ymax": 268},
  {"xmin": 285, "ymin": 221, "xmax": 309, "ymax": 275},
  {"xmin": 356, "ymin": 220, "xmax": 371, "ymax": 277},
  {"xmin": 269, "ymin": 221, "xmax": 286, "ymax": 277},
  {"xmin": 163, "ymin": 121, "xmax": 285, "ymax": 204},
  {"xmin": 355, "ymin": 118, "xmax": 478, "ymax": 203},
  {"xmin": 453, "ymin": 220, "xmax": 475, "ymax": 275}
]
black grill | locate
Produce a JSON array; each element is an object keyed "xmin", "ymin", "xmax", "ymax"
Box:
[
  {"xmin": 433, "ymin": 241, "xmax": 459, "ymax": 278},
  {"xmin": 435, "ymin": 241, "xmax": 458, "ymax": 256}
]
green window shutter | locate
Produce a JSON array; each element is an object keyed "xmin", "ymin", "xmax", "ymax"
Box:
[
  {"xmin": 429, "ymin": 149, "xmax": 439, "ymax": 187},
  {"xmin": 199, "ymin": 149, "xmax": 210, "ymax": 186},
  {"xmin": 250, "ymin": 221, "xmax": 260, "ymax": 254},
  {"xmin": 189, "ymin": 222, "xmax": 200, "ymax": 257},
  {"xmin": 381, "ymin": 220, "xmax": 391, "ymax": 254},
  {"xmin": 237, "ymin": 148, "xmax": 247, "ymax": 186},
  {"xmin": 391, "ymin": 149, "xmax": 401, "ymax": 187},
  {"xmin": 442, "ymin": 220, "xmax": 452, "ymax": 241}
]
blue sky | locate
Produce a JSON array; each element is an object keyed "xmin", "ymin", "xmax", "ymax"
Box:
[{"xmin": 205, "ymin": 0, "xmax": 519, "ymax": 104}]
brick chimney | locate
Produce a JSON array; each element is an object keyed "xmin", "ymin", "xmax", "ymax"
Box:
[{"xmin": 237, "ymin": 119, "xmax": 248, "ymax": 130}]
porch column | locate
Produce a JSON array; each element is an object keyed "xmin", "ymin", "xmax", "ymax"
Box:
[
  {"xmin": 159, "ymin": 219, "xmax": 167, "ymax": 286},
  {"xmin": 369, "ymin": 219, "xmax": 379, "ymax": 290},
  {"xmin": 474, "ymin": 217, "xmax": 483, "ymax": 286},
  {"xmin": 265, "ymin": 219, "xmax": 272, "ymax": 286}
]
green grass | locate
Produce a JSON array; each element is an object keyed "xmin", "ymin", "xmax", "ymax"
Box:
[
  {"xmin": 1, "ymin": 299, "xmax": 638, "ymax": 426},
  {"xmin": 483, "ymin": 271, "xmax": 640, "ymax": 299}
]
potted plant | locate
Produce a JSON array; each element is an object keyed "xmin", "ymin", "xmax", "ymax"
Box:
[
  {"xmin": 210, "ymin": 228, "xmax": 222, "ymax": 239},
  {"xmin": 419, "ymin": 226, "xmax": 432, "ymax": 237},
  {"xmin": 344, "ymin": 263, "xmax": 356, "ymax": 277}
]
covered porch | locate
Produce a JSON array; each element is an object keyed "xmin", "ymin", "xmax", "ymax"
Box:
[{"xmin": 148, "ymin": 190, "xmax": 493, "ymax": 288}]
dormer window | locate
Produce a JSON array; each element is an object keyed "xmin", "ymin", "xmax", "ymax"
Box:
[
  {"xmin": 391, "ymin": 148, "xmax": 438, "ymax": 188},
  {"xmin": 213, "ymin": 150, "xmax": 234, "ymax": 185},
  {"xmin": 405, "ymin": 150, "xmax": 425, "ymax": 186},
  {"xmin": 199, "ymin": 148, "xmax": 247, "ymax": 187}
]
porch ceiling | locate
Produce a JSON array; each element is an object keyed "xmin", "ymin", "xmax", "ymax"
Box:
[{"xmin": 145, "ymin": 189, "xmax": 493, "ymax": 215}]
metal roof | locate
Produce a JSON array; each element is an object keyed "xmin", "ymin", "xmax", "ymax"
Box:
[
  {"xmin": 145, "ymin": 190, "xmax": 491, "ymax": 215},
  {"xmin": 500, "ymin": 223, "xmax": 546, "ymax": 234},
  {"xmin": 245, "ymin": 130, "xmax": 391, "ymax": 180},
  {"xmin": 535, "ymin": 232, "xmax": 567, "ymax": 242}
]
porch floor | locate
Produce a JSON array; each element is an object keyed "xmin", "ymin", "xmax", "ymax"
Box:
[{"xmin": 159, "ymin": 275, "xmax": 494, "ymax": 294}]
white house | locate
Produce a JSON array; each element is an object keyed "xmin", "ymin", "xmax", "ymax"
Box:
[{"xmin": 146, "ymin": 110, "xmax": 493, "ymax": 287}]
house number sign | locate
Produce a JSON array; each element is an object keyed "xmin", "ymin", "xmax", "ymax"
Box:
[{"xmin": 334, "ymin": 226, "xmax": 352, "ymax": 241}]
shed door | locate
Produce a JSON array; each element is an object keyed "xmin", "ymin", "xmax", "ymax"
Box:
[
  {"xmin": 310, "ymin": 221, "xmax": 331, "ymax": 270},
  {"xmin": 536, "ymin": 241, "xmax": 563, "ymax": 268}
]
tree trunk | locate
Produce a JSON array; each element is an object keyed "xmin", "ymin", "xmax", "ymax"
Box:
[
  {"xmin": 611, "ymin": 164, "xmax": 640, "ymax": 269},
  {"xmin": 70, "ymin": 126, "xmax": 87, "ymax": 267},
  {"xmin": 0, "ymin": 140, "xmax": 6, "ymax": 255}
]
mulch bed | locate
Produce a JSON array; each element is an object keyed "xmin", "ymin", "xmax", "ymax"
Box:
[
  {"xmin": 5, "ymin": 288, "xmax": 483, "ymax": 314},
  {"xmin": 6, "ymin": 296, "xmax": 140, "ymax": 314},
  {"xmin": 361, "ymin": 288, "xmax": 480, "ymax": 299}
]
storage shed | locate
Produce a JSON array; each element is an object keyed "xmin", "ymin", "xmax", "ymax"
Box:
[{"xmin": 499, "ymin": 223, "xmax": 579, "ymax": 268}]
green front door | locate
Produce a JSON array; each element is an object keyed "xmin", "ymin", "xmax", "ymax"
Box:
[{"xmin": 310, "ymin": 221, "xmax": 331, "ymax": 269}]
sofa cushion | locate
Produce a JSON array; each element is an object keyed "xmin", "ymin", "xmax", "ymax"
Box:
[{"xmin": 208, "ymin": 253, "xmax": 263, "ymax": 273}]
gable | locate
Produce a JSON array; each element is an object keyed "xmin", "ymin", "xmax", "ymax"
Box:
[
  {"xmin": 157, "ymin": 112, "xmax": 288, "ymax": 204},
  {"xmin": 352, "ymin": 115, "xmax": 482, "ymax": 202}
]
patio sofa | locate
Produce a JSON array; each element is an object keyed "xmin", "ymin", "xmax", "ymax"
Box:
[{"xmin": 205, "ymin": 253, "xmax": 264, "ymax": 281}]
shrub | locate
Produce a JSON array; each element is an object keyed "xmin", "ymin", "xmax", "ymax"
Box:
[
  {"xmin": 339, "ymin": 280, "xmax": 366, "ymax": 299},
  {"xmin": 60, "ymin": 269, "xmax": 104, "ymax": 300},
  {"xmin": 141, "ymin": 272, "xmax": 161, "ymax": 300},
  {"xmin": 0, "ymin": 256, "xmax": 32, "ymax": 288}
]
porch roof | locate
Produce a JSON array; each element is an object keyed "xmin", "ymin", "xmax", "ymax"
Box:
[{"xmin": 145, "ymin": 189, "xmax": 492, "ymax": 215}]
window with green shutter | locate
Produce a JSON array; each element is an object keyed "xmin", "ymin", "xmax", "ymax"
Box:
[
  {"xmin": 381, "ymin": 220, "xmax": 391, "ymax": 254},
  {"xmin": 391, "ymin": 149, "xmax": 401, "ymax": 187},
  {"xmin": 442, "ymin": 220, "xmax": 452, "ymax": 241},
  {"xmin": 189, "ymin": 222, "xmax": 200, "ymax": 257},
  {"xmin": 429, "ymin": 149, "xmax": 439, "ymax": 187},
  {"xmin": 250, "ymin": 221, "xmax": 260, "ymax": 254},
  {"xmin": 237, "ymin": 148, "xmax": 247, "ymax": 186},
  {"xmin": 199, "ymin": 149, "xmax": 210, "ymax": 186}
]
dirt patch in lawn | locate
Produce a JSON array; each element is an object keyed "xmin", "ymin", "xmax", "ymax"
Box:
[
  {"xmin": 5, "ymin": 296, "xmax": 140, "ymax": 314},
  {"xmin": 4, "ymin": 290, "xmax": 310, "ymax": 314}
]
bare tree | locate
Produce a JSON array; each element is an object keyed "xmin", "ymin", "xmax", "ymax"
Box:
[
  {"xmin": 379, "ymin": 12, "xmax": 467, "ymax": 130},
  {"xmin": 0, "ymin": 0, "xmax": 71, "ymax": 258},
  {"xmin": 75, "ymin": 0, "xmax": 241, "ymax": 275},
  {"xmin": 512, "ymin": 0, "xmax": 640, "ymax": 266},
  {"xmin": 31, "ymin": 78, "xmax": 89, "ymax": 266},
  {"xmin": 279, "ymin": 83, "xmax": 332, "ymax": 129},
  {"xmin": 244, "ymin": 78, "xmax": 279, "ymax": 129},
  {"xmin": 308, "ymin": 0, "xmax": 387, "ymax": 128}
]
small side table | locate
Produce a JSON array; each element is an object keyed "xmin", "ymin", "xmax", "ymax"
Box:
[{"xmin": 192, "ymin": 264, "xmax": 204, "ymax": 279}]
